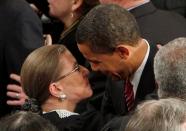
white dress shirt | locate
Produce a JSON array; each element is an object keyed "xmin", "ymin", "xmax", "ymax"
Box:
[{"xmin": 130, "ymin": 39, "xmax": 150, "ymax": 98}]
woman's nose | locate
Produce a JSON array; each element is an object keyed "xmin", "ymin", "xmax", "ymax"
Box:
[{"xmin": 80, "ymin": 65, "xmax": 90, "ymax": 76}]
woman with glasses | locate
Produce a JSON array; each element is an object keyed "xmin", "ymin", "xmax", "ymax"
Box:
[
  {"xmin": 7, "ymin": 0, "xmax": 105, "ymax": 114},
  {"xmin": 20, "ymin": 45, "xmax": 93, "ymax": 131}
]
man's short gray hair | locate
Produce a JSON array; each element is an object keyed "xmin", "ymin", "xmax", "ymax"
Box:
[
  {"xmin": 125, "ymin": 98, "xmax": 186, "ymax": 131},
  {"xmin": 154, "ymin": 37, "xmax": 186, "ymax": 100}
]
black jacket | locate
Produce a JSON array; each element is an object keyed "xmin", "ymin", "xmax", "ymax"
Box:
[
  {"xmin": 0, "ymin": 0, "xmax": 43, "ymax": 118},
  {"xmin": 101, "ymin": 42, "xmax": 158, "ymax": 118},
  {"xmin": 130, "ymin": 2, "xmax": 186, "ymax": 45}
]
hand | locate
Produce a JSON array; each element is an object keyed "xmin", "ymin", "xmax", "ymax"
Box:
[
  {"xmin": 157, "ymin": 44, "xmax": 162, "ymax": 49},
  {"xmin": 6, "ymin": 74, "xmax": 28, "ymax": 106},
  {"xmin": 43, "ymin": 34, "xmax": 52, "ymax": 46},
  {"xmin": 30, "ymin": 3, "xmax": 42, "ymax": 16}
]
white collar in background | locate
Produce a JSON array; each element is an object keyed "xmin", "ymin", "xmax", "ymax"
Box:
[{"xmin": 130, "ymin": 39, "xmax": 150, "ymax": 98}]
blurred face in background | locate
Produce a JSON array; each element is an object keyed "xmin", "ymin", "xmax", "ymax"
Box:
[{"xmin": 48, "ymin": 0, "xmax": 73, "ymax": 19}]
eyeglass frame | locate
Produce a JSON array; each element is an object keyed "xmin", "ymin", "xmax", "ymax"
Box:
[{"xmin": 53, "ymin": 63, "xmax": 80, "ymax": 82}]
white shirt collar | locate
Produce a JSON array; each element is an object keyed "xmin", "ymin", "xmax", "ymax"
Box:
[
  {"xmin": 43, "ymin": 109, "xmax": 79, "ymax": 118},
  {"xmin": 131, "ymin": 39, "xmax": 150, "ymax": 97},
  {"xmin": 128, "ymin": 0, "xmax": 150, "ymax": 11}
]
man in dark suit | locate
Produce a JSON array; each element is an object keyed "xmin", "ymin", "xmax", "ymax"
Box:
[
  {"xmin": 119, "ymin": 37, "xmax": 186, "ymax": 131},
  {"xmin": 99, "ymin": 0, "xmax": 186, "ymax": 45},
  {"xmin": 76, "ymin": 4, "xmax": 157, "ymax": 121},
  {"xmin": 101, "ymin": 43, "xmax": 157, "ymax": 116},
  {"xmin": 0, "ymin": 0, "xmax": 43, "ymax": 118}
]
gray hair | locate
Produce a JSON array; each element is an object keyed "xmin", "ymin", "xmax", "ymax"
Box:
[
  {"xmin": 154, "ymin": 37, "xmax": 186, "ymax": 100},
  {"xmin": 125, "ymin": 98, "xmax": 186, "ymax": 131},
  {"xmin": 0, "ymin": 111, "xmax": 58, "ymax": 131},
  {"xmin": 76, "ymin": 4, "xmax": 141, "ymax": 54}
]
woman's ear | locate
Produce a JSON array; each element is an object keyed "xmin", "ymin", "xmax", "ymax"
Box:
[
  {"xmin": 49, "ymin": 83, "xmax": 63, "ymax": 98},
  {"xmin": 71, "ymin": 0, "xmax": 83, "ymax": 11},
  {"xmin": 115, "ymin": 45, "xmax": 129, "ymax": 59}
]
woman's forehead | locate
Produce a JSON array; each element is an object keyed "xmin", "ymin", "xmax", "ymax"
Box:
[{"xmin": 59, "ymin": 51, "xmax": 76, "ymax": 66}]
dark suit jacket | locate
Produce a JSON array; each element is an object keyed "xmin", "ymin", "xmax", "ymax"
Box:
[
  {"xmin": 42, "ymin": 110, "xmax": 104, "ymax": 131},
  {"xmin": 152, "ymin": 0, "xmax": 186, "ymax": 17},
  {"xmin": 0, "ymin": 0, "xmax": 43, "ymax": 118},
  {"xmin": 101, "ymin": 42, "xmax": 158, "ymax": 119},
  {"xmin": 58, "ymin": 19, "xmax": 87, "ymax": 66},
  {"xmin": 130, "ymin": 2, "xmax": 186, "ymax": 45},
  {"xmin": 42, "ymin": 112, "xmax": 83, "ymax": 131}
]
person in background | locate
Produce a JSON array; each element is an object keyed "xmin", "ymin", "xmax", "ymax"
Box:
[
  {"xmin": 0, "ymin": 111, "xmax": 58, "ymax": 131},
  {"xmin": 27, "ymin": 0, "xmax": 64, "ymax": 43},
  {"xmin": 48, "ymin": 0, "xmax": 99, "ymax": 65},
  {"xmin": 124, "ymin": 98, "xmax": 186, "ymax": 131},
  {"xmin": 151, "ymin": 0, "xmax": 186, "ymax": 18},
  {"xmin": 99, "ymin": 0, "xmax": 186, "ymax": 45},
  {"xmin": 154, "ymin": 37, "xmax": 186, "ymax": 101},
  {"xmin": 0, "ymin": 0, "xmax": 43, "ymax": 118},
  {"xmin": 20, "ymin": 45, "xmax": 102, "ymax": 131}
]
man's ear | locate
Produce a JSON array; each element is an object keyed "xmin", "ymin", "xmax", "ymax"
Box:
[
  {"xmin": 49, "ymin": 83, "xmax": 63, "ymax": 98},
  {"xmin": 182, "ymin": 121, "xmax": 186, "ymax": 129},
  {"xmin": 115, "ymin": 45, "xmax": 129, "ymax": 59},
  {"xmin": 71, "ymin": 0, "xmax": 83, "ymax": 11}
]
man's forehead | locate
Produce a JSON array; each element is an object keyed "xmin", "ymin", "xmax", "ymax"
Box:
[{"xmin": 78, "ymin": 43, "xmax": 93, "ymax": 55}]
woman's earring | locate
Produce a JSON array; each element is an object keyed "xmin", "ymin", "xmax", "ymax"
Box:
[{"xmin": 59, "ymin": 93, "xmax": 67, "ymax": 101}]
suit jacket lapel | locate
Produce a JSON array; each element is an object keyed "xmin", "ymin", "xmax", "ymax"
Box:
[
  {"xmin": 107, "ymin": 79, "xmax": 128, "ymax": 115},
  {"xmin": 135, "ymin": 42, "xmax": 158, "ymax": 103}
]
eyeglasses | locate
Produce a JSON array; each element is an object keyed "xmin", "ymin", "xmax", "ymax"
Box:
[{"xmin": 54, "ymin": 63, "xmax": 80, "ymax": 82}]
